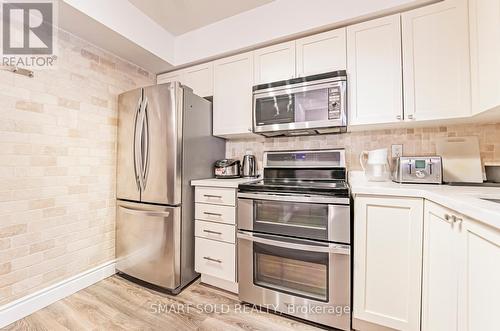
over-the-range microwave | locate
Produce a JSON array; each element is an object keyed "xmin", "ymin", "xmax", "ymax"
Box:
[{"xmin": 252, "ymin": 70, "xmax": 347, "ymax": 137}]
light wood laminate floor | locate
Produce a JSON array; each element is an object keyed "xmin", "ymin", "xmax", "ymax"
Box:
[{"xmin": 4, "ymin": 275, "xmax": 326, "ymax": 331}]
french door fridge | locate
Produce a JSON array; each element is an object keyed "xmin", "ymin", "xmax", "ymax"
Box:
[{"xmin": 115, "ymin": 82, "xmax": 225, "ymax": 293}]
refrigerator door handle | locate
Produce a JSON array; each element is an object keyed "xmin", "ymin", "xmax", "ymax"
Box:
[
  {"xmin": 119, "ymin": 205, "xmax": 171, "ymax": 218},
  {"xmin": 141, "ymin": 97, "xmax": 150, "ymax": 191},
  {"xmin": 136, "ymin": 94, "xmax": 147, "ymax": 191},
  {"xmin": 133, "ymin": 95, "xmax": 143, "ymax": 191}
]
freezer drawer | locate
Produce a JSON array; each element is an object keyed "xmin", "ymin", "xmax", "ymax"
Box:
[{"xmin": 116, "ymin": 200, "xmax": 181, "ymax": 289}]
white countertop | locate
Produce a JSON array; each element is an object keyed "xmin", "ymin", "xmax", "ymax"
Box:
[
  {"xmin": 191, "ymin": 177, "xmax": 260, "ymax": 188},
  {"xmin": 349, "ymin": 171, "xmax": 500, "ymax": 230}
]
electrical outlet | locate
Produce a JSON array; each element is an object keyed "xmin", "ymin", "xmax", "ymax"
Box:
[{"xmin": 392, "ymin": 144, "xmax": 403, "ymax": 158}]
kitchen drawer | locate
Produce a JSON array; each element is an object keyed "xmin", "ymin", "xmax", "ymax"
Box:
[
  {"xmin": 195, "ymin": 187, "xmax": 235, "ymax": 206},
  {"xmin": 195, "ymin": 237, "xmax": 235, "ymax": 282},
  {"xmin": 195, "ymin": 220, "xmax": 235, "ymax": 244},
  {"xmin": 195, "ymin": 203, "xmax": 235, "ymax": 225}
]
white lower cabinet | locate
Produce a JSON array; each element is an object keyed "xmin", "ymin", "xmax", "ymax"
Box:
[
  {"xmin": 195, "ymin": 237, "xmax": 235, "ymax": 282},
  {"xmin": 353, "ymin": 195, "xmax": 423, "ymax": 331},
  {"xmin": 459, "ymin": 217, "xmax": 500, "ymax": 331},
  {"xmin": 422, "ymin": 200, "xmax": 500, "ymax": 331},
  {"xmin": 355, "ymin": 196, "xmax": 500, "ymax": 331},
  {"xmin": 193, "ymin": 185, "xmax": 238, "ymax": 293},
  {"xmin": 422, "ymin": 201, "xmax": 461, "ymax": 331}
]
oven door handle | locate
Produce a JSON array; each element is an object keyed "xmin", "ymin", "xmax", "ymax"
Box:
[
  {"xmin": 237, "ymin": 192, "xmax": 349, "ymax": 205},
  {"xmin": 237, "ymin": 231, "xmax": 350, "ymax": 255}
]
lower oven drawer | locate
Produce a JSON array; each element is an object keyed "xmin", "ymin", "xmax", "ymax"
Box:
[
  {"xmin": 195, "ymin": 220, "xmax": 235, "ymax": 244},
  {"xmin": 237, "ymin": 230, "xmax": 351, "ymax": 330},
  {"xmin": 195, "ymin": 237, "xmax": 235, "ymax": 282}
]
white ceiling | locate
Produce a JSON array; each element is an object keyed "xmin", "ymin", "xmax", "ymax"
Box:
[{"xmin": 128, "ymin": 0, "xmax": 274, "ymax": 36}]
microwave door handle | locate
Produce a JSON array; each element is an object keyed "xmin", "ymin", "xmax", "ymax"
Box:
[{"xmin": 237, "ymin": 231, "xmax": 350, "ymax": 255}]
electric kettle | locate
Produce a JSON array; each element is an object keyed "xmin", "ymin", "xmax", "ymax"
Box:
[
  {"xmin": 359, "ymin": 148, "xmax": 390, "ymax": 181},
  {"xmin": 242, "ymin": 150, "xmax": 257, "ymax": 178}
]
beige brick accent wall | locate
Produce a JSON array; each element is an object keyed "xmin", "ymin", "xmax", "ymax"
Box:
[
  {"xmin": 226, "ymin": 124, "xmax": 500, "ymax": 172},
  {"xmin": 0, "ymin": 30, "xmax": 154, "ymax": 305}
]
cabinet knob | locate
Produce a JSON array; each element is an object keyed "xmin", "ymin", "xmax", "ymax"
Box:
[
  {"xmin": 408, "ymin": 114, "xmax": 415, "ymax": 120},
  {"xmin": 248, "ymin": 127, "xmax": 252, "ymax": 132},
  {"xmin": 396, "ymin": 115, "xmax": 402, "ymax": 120},
  {"xmin": 452, "ymin": 215, "xmax": 463, "ymax": 225}
]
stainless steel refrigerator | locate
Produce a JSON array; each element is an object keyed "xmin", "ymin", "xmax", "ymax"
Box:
[{"xmin": 115, "ymin": 82, "xmax": 225, "ymax": 293}]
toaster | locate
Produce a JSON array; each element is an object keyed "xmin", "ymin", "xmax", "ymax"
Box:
[
  {"xmin": 392, "ymin": 156, "xmax": 443, "ymax": 184},
  {"xmin": 214, "ymin": 159, "xmax": 241, "ymax": 178}
]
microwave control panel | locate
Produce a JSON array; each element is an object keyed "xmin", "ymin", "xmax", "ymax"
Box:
[{"xmin": 328, "ymin": 86, "xmax": 342, "ymax": 119}]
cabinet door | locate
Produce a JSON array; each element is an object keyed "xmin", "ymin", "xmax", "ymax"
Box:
[
  {"xmin": 422, "ymin": 201, "xmax": 460, "ymax": 331},
  {"xmin": 353, "ymin": 195, "xmax": 423, "ymax": 331},
  {"xmin": 183, "ymin": 62, "xmax": 213, "ymax": 97},
  {"xmin": 254, "ymin": 41, "xmax": 295, "ymax": 84},
  {"xmin": 296, "ymin": 28, "xmax": 346, "ymax": 77},
  {"xmin": 213, "ymin": 52, "xmax": 254, "ymax": 137},
  {"xmin": 458, "ymin": 217, "xmax": 500, "ymax": 331},
  {"xmin": 402, "ymin": 0, "xmax": 471, "ymax": 121},
  {"xmin": 157, "ymin": 70, "xmax": 184, "ymax": 85},
  {"xmin": 347, "ymin": 14, "xmax": 403, "ymax": 125},
  {"xmin": 469, "ymin": 0, "xmax": 500, "ymax": 114}
]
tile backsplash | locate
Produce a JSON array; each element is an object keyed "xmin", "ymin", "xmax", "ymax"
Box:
[
  {"xmin": 0, "ymin": 29, "xmax": 154, "ymax": 305},
  {"xmin": 226, "ymin": 123, "xmax": 500, "ymax": 172}
]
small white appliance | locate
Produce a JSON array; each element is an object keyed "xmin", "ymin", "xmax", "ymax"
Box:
[{"xmin": 359, "ymin": 148, "xmax": 390, "ymax": 181}]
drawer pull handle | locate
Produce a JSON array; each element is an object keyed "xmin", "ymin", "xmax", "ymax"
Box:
[
  {"xmin": 204, "ymin": 194, "xmax": 222, "ymax": 199},
  {"xmin": 203, "ymin": 230, "xmax": 222, "ymax": 235},
  {"xmin": 204, "ymin": 212, "xmax": 222, "ymax": 216},
  {"xmin": 203, "ymin": 256, "xmax": 222, "ymax": 263}
]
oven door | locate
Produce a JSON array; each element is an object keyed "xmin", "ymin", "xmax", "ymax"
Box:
[
  {"xmin": 237, "ymin": 230, "xmax": 351, "ymax": 330},
  {"xmin": 253, "ymin": 80, "xmax": 346, "ymax": 133},
  {"xmin": 238, "ymin": 192, "xmax": 350, "ymax": 244}
]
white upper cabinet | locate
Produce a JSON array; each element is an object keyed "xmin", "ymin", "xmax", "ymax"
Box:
[
  {"xmin": 182, "ymin": 62, "xmax": 214, "ymax": 97},
  {"xmin": 347, "ymin": 14, "xmax": 403, "ymax": 126},
  {"xmin": 422, "ymin": 201, "xmax": 461, "ymax": 331},
  {"xmin": 469, "ymin": 0, "xmax": 500, "ymax": 114},
  {"xmin": 402, "ymin": 0, "xmax": 471, "ymax": 121},
  {"xmin": 213, "ymin": 52, "xmax": 254, "ymax": 138},
  {"xmin": 157, "ymin": 63, "xmax": 213, "ymax": 97},
  {"xmin": 296, "ymin": 28, "xmax": 346, "ymax": 77},
  {"xmin": 157, "ymin": 70, "xmax": 184, "ymax": 85},
  {"xmin": 254, "ymin": 41, "xmax": 295, "ymax": 84},
  {"xmin": 354, "ymin": 195, "xmax": 423, "ymax": 331}
]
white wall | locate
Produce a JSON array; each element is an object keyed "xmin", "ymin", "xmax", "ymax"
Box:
[
  {"xmin": 62, "ymin": 0, "xmax": 175, "ymax": 64},
  {"xmin": 174, "ymin": 0, "xmax": 424, "ymax": 65},
  {"xmin": 61, "ymin": 0, "xmax": 432, "ymax": 71}
]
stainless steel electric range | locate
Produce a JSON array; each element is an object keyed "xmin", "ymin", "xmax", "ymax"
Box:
[{"xmin": 237, "ymin": 149, "xmax": 351, "ymax": 330}]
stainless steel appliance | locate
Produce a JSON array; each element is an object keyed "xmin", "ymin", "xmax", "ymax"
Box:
[
  {"xmin": 241, "ymin": 153, "xmax": 257, "ymax": 178},
  {"xmin": 392, "ymin": 156, "xmax": 443, "ymax": 184},
  {"xmin": 237, "ymin": 149, "xmax": 351, "ymax": 330},
  {"xmin": 116, "ymin": 82, "xmax": 225, "ymax": 294},
  {"xmin": 253, "ymin": 71, "xmax": 347, "ymax": 137},
  {"xmin": 214, "ymin": 159, "xmax": 241, "ymax": 178}
]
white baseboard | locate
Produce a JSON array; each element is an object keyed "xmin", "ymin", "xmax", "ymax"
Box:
[
  {"xmin": 200, "ymin": 274, "xmax": 238, "ymax": 294},
  {"xmin": 0, "ymin": 260, "xmax": 116, "ymax": 328}
]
